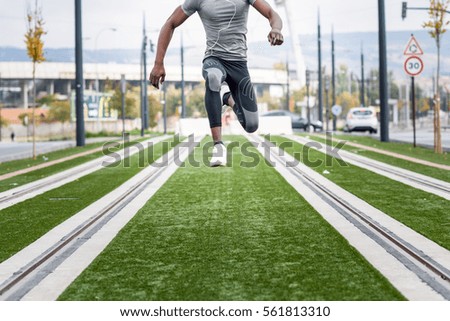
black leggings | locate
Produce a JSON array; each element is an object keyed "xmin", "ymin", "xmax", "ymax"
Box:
[{"xmin": 202, "ymin": 57, "xmax": 258, "ymax": 133}]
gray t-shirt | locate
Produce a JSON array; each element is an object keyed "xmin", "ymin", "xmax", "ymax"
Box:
[{"xmin": 182, "ymin": 0, "xmax": 257, "ymax": 61}]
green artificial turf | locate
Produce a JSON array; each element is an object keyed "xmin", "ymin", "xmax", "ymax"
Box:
[
  {"xmin": 0, "ymin": 137, "xmax": 156, "ymax": 193},
  {"xmin": 272, "ymin": 136, "xmax": 450, "ymax": 251},
  {"xmin": 310, "ymin": 133, "xmax": 449, "ymax": 166},
  {"xmin": 0, "ymin": 136, "xmax": 178, "ymax": 263},
  {"xmin": 59, "ymin": 136, "xmax": 404, "ymax": 301},
  {"xmin": 304, "ymin": 135, "xmax": 450, "ymax": 183}
]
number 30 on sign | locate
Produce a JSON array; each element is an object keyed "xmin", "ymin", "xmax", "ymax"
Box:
[{"xmin": 404, "ymin": 56, "xmax": 424, "ymax": 77}]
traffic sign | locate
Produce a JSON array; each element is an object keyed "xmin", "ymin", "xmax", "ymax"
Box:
[
  {"xmin": 404, "ymin": 56, "xmax": 424, "ymax": 77},
  {"xmin": 331, "ymin": 105, "xmax": 342, "ymax": 116},
  {"xmin": 404, "ymin": 35, "xmax": 424, "ymax": 56}
]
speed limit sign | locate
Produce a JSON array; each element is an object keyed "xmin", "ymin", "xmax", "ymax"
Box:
[{"xmin": 404, "ymin": 56, "xmax": 424, "ymax": 77}]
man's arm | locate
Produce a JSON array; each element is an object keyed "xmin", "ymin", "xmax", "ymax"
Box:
[
  {"xmin": 252, "ymin": 0, "xmax": 284, "ymax": 46},
  {"xmin": 150, "ymin": 6, "xmax": 190, "ymax": 89}
]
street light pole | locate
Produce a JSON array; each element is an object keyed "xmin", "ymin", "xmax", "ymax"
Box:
[
  {"xmin": 95, "ymin": 28, "xmax": 116, "ymax": 94},
  {"xmin": 163, "ymin": 83, "xmax": 167, "ymax": 134},
  {"xmin": 75, "ymin": 0, "xmax": 85, "ymax": 147},
  {"xmin": 306, "ymin": 69, "xmax": 311, "ymax": 132},
  {"xmin": 181, "ymin": 32, "xmax": 186, "ymax": 119},
  {"xmin": 0, "ymin": 72, "xmax": 2, "ymax": 142},
  {"xmin": 378, "ymin": 0, "xmax": 390, "ymax": 142},
  {"xmin": 361, "ymin": 43, "xmax": 365, "ymax": 107},
  {"xmin": 325, "ymin": 75, "xmax": 330, "ymax": 132},
  {"xmin": 331, "ymin": 26, "xmax": 337, "ymax": 131},
  {"xmin": 121, "ymin": 74, "xmax": 126, "ymax": 135},
  {"xmin": 317, "ymin": 9, "xmax": 323, "ymax": 122},
  {"xmin": 286, "ymin": 59, "xmax": 290, "ymax": 111}
]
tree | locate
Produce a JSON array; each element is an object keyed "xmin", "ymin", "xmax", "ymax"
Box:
[
  {"xmin": 337, "ymin": 91, "xmax": 360, "ymax": 116},
  {"xmin": 47, "ymin": 100, "xmax": 71, "ymax": 137},
  {"xmin": 186, "ymin": 85, "xmax": 207, "ymax": 118},
  {"xmin": 423, "ymin": 0, "xmax": 449, "ymax": 154},
  {"xmin": 148, "ymin": 94, "xmax": 162, "ymax": 128},
  {"xmin": 109, "ymin": 86, "xmax": 138, "ymax": 119},
  {"xmin": 25, "ymin": 0, "xmax": 46, "ymax": 159}
]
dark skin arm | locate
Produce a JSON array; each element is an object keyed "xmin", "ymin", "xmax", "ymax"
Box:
[
  {"xmin": 150, "ymin": 1, "xmax": 284, "ymax": 89},
  {"xmin": 253, "ymin": 0, "xmax": 284, "ymax": 46},
  {"xmin": 150, "ymin": 6, "xmax": 189, "ymax": 89}
]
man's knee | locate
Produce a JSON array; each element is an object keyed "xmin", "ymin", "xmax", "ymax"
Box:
[{"xmin": 205, "ymin": 68, "xmax": 224, "ymax": 92}]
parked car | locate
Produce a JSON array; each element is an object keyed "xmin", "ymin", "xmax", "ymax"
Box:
[
  {"xmin": 343, "ymin": 107, "xmax": 378, "ymax": 134},
  {"xmin": 261, "ymin": 110, "xmax": 323, "ymax": 131}
]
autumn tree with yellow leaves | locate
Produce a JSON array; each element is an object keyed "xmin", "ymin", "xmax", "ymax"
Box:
[
  {"xmin": 25, "ymin": 0, "xmax": 46, "ymax": 159},
  {"xmin": 423, "ymin": 0, "xmax": 449, "ymax": 154}
]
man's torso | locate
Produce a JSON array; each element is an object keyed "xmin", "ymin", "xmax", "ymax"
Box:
[{"xmin": 182, "ymin": 0, "xmax": 256, "ymax": 61}]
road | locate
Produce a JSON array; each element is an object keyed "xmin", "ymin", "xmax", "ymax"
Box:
[{"xmin": 0, "ymin": 138, "xmax": 118, "ymax": 163}]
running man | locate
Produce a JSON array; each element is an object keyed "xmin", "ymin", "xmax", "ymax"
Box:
[{"xmin": 150, "ymin": 0, "xmax": 284, "ymax": 166}]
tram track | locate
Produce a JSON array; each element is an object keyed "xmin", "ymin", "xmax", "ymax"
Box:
[
  {"xmin": 285, "ymin": 135, "xmax": 450, "ymax": 200},
  {"xmin": 0, "ymin": 135, "xmax": 171, "ymax": 211},
  {"xmin": 249, "ymin": 134, "xmax": 450, "ymax": 300},
  {"xmin": 0, "ymin": 135, "xmax": 202, "ymax": 300}
]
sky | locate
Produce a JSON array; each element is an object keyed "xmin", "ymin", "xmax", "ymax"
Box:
[{"xmin": 0, "ymin": 0, "xmax": 436, "ymax": 50}]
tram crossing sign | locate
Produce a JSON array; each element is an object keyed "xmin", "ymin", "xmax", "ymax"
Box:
[{"xmin": 403, "ymin": 35, "xmax": 424, "ymax": 56}]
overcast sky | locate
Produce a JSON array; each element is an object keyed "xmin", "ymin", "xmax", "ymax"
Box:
[{"xmin": 0, "ymin": 0, "xmax": 433, "ymax": 50}]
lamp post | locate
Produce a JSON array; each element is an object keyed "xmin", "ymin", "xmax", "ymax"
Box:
[
  {"xmin": 331, "ymin": 26, "xmax": 337, "ymax": 131},
  {"xmin": 0, "ymin": 72, "xmax": 2, "ymax": 142},
  {"xmin": 306, "ymin": 69, "xmax": 311, "ymax": 132},
  {"xmin": 95, "ymin": 28, "xmax": 117, "ymax": 94},
  {"xmin": 325, "ymin": 75, "xmax": 330, "ymax": 132},
  {"xmin": 378, "ymin": 0, "xmax": 390, "ymax": 142},
  {"xmin": 75, "ymin": 0, "xmax": 85, "ymax": 147},
  {"xmin": 120, "ymin": 74, "xmax": 126, "ymax": 135}
]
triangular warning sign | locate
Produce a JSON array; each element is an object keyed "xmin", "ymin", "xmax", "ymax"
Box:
[{"xmin": 404, "ymin": 36, "xmax": 424, "ymax": 56}]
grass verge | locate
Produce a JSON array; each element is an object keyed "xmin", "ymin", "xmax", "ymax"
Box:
[
  {"xmin": 272, "ymin": 136, "xmax": 450, "ymax": 251},
  {"xmin": 304, "ymin": 134, "xmax": 450, "ymax": 183},
  {"xmin": 310, "ymin": 133, "xmax": 449, "ymax": 166},
  {"xmin": 0, "ymin": 136, "xmax": 156, "ymax": 193},
  {"xmin": 59, "ymin": 136, "xmax": 404, "ymax": 301},
  {"xmin": 0, "ymin": 136, "xmax": 179, "ymax": 263}
]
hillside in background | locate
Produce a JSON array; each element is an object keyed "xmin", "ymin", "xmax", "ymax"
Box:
[{"xmin": 1, "ymin": 30, "xmax": 449, "ymax": 79}]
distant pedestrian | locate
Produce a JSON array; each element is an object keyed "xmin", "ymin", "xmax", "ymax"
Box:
[{"xmin": 11, "ymin": 132, "xmax": 15, "ymax": 142}]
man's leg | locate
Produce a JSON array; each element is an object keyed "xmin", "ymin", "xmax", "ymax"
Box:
[
  {"xmin": 202, "ymin": 58, "xmax": 227, "ymax": 143},
  {"xmin": 202, "ymin": 58, "xmax": 228, "ymax": 166},
  {"xmin": 225, "ymin": 62, "xmax": 259, "ymax": 133}
]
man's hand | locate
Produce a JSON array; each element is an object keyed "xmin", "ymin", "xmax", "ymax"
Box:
[
  {"xmin": 150, "ymin": 63, "xmax": 166, "ymax": 89},
  {"xmin": 268, "ymin": 28, "xmax": 284, "ymax": 46}
]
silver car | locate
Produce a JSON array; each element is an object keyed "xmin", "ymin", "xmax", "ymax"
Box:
[{"xmin": 344, "ymin": 107, "xmax": 378, "ymax": 134}]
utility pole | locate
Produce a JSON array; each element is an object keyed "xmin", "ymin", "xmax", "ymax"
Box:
[
  {"xmin": 317, "ymin": 9, "xmax": 323, "ymax": 122},
  {"xmin": 140, "ymin": 14, "xmax": 150, "ymax": 134},
  {"xmin": 361, "ymin": 43, "xmax": 365, "ymax": 107},
  {"xmin": 286, "ymin": 59, "xmax": 290, "ymax": 111},
  {"xmin": 0, "ymin": 72, "xmax": 2, "ymax": 142},
  {"xmin": 121, "ymin": 74, "xmax": 126, "ymax": 135},
  {"xmin": 143, "ymin": 15, "xmax": 149, "ymax": 130},
  {"xmin": 181, "ymin": 32, "xmax": 186, "ymax": 118},
  {"xmin": 378, "ymin": 0, "xmax": 390, "ymax": 142},
  {"xmin": 325, "ymin": 75, "xmax": 330, "ymax": 132},
  {"xmin": 306, "ymin": 69, "xmax": 311, "ymax": 132},
  {"xmin": 163, "ymin": 83, "xmax": 167, "ymax": 134},
  {"xmin": 75, "ymin": 0, "xmax": 85, "ymax": 147},
  {"xmin": 331, "ymin": 26, "xmax": 337, "ymax": 131}
]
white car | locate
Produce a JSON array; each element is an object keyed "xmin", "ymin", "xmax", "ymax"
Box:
[{"xmin": 344, "ymin": 107, "xmax": 378, "ymax": 134}]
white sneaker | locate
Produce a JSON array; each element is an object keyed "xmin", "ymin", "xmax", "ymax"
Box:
[{"xmin": 210, "ymin": 142, "xmax": 227, "ymax": 167}]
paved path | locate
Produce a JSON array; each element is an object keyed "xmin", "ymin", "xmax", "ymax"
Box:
[
  {"xmin": 389, "ymin": 128, "xmax": 450, "ymax": 151},
  {"xmin": 0, "ymin": 137, "xmax": 122, "ymax": 163}
]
